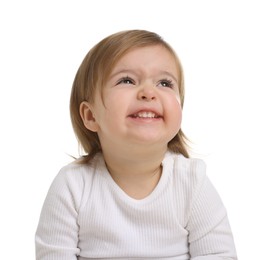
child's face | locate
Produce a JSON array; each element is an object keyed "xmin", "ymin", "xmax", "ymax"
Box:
[{"xmin": 85, "ymin": 45, "xmax": 182, "ymax": 151}]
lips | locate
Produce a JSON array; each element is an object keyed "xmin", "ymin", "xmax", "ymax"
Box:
[{"xmin": 129, "ymin": 110, "xmax": 162, "ymax": 119}]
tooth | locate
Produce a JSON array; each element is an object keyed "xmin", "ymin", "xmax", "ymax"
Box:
[{"xmin": 137, "ymin": 112, "xmax": 156, "ymax": 118}]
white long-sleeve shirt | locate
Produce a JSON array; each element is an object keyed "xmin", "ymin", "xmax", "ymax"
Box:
[{"xmin": 35, "ymin": 151, "xmax": 237, "ymax": 259}]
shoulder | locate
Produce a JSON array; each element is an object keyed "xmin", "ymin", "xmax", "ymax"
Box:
[
  {"xmin": 162, "ymin": 151, "xmax": 210, "ymax": 206},
  {"xmin": 164, "ymin": 151, "xmax": 207, "ymax": 186},
  {"xmin": 54, "ymin": 153, "xmax": 104, "ymax": 184},
  {"xmin": 46, "ymin": 153, "xmax": 105, "ymax": 208}
]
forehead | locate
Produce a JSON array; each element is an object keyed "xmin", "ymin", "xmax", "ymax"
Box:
[{"xmin": 110, "ymin": 45, "xmax": 179, "ymax": 77}]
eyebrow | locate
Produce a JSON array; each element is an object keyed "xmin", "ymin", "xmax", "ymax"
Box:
[
  {"xmin": 109, "ymin": 69, "xmax": 178, "ymax": 84},
  {"xmin": 109, "ymin": 69, "xmax": 138, "ymax": 79},
  {"xmin": 159, "ymin": 70, "xmax": 178, "ymax": 84}
]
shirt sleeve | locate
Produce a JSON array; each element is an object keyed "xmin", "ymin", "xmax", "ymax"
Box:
[
  {"xmin": 35, "ymin": 167, "xmax": 82, "ymax": 260},
  {"xmin": 186, "ymin": 161, "xmax": 237, "ymax": 260}
]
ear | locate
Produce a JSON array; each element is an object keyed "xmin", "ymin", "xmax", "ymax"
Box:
[{"xmin": 79, "ymin": 101, "xmax": 100, "ymax": 132}]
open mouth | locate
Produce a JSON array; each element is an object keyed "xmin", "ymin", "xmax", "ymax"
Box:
[{"xmin": 129, "ymin": 111, "xmax": 162, "ymax": 119}]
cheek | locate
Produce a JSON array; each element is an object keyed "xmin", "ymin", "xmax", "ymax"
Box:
[
  {"xmin": 102, "ymin": 96, "xmax": 129, "ymax": 128},
  {"xmin": 176, "ymin": 106, "xmax": 183, "ymax": 126},
  {"xmin": 170, "ymin": 98, "xmax": 183, "ymax": 127},
  {"xmin": 104, "ymin": 89, "xmax": 132, "ymax": 112}
]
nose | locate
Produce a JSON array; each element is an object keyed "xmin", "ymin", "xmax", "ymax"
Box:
[{"xmin": 137, "ymin": 84, "xmax": 156, "ymax": 101}]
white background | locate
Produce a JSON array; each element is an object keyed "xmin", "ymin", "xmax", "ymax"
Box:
[{"xmin": 0, "ymin": 0, "xmax": 272, "ymax": 259}]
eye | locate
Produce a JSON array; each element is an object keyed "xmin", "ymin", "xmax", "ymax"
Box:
[
  {"xmin": 158, "ymin": 79, "xmax": 174, "ymax": 88},
  {"xmin": 116, "ymin": 76, "xmax": 135, "ymax": 85}
]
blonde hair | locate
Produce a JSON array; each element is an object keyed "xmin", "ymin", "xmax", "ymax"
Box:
[{"xmin": 70, "ymin": 30, "xmax": 189, "ymax": 163}]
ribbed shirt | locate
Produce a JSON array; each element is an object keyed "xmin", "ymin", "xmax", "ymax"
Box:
[{"xmin": 35, "ymin": 151, "xmax": 237, "ymax": 259}]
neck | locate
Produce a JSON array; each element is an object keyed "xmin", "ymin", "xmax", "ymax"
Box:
[
  {"xmin": 103, "ymin": 144, "xmax": 167, "ymax": 174},
  {"xmin": 101, "ymin": 145, "xmax": 167, "ymax": 199}
]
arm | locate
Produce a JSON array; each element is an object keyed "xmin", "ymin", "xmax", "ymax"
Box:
[
  {"xmin": 35, "ymin": 168, "xmax": 82, "ymax": 260},
  {"xmin": 187, "ymin": 168, "xmax": 237, "ymax": 260}
]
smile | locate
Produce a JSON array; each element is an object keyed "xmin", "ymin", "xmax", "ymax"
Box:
[{"xmin": 130, "ymin": 111, "xmax": 161, "ymax": 118}]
